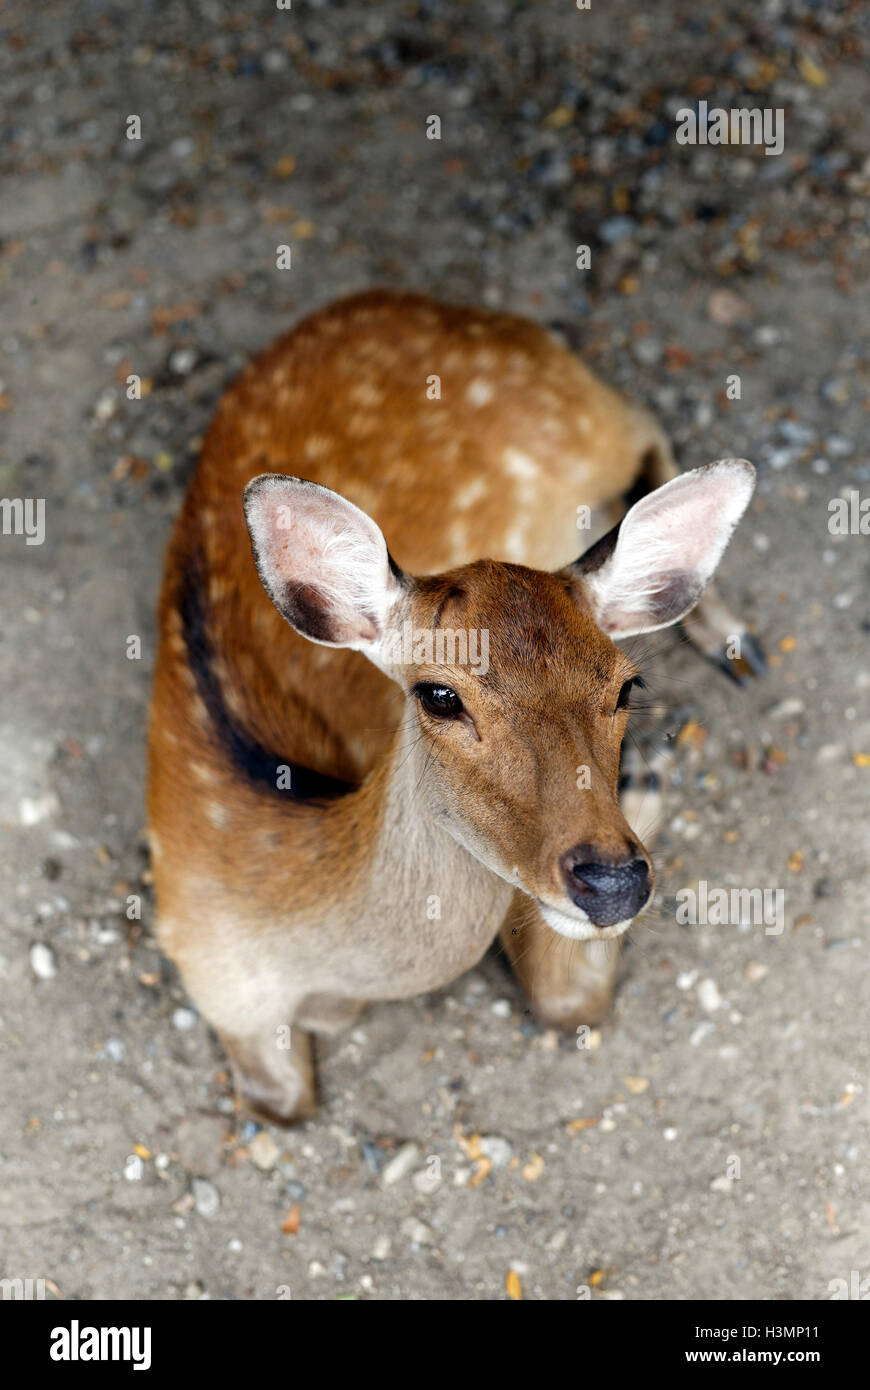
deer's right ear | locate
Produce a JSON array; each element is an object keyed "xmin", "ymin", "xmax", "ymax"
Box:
[{"xmin": 244, "ymin": 475, "xmax": 406, "ymax": 649}]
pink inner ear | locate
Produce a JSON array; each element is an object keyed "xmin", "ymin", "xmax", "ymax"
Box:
[
  {"xmin": 624, "ymin": 464, "xmax": 753, "ymax": 578},
  {"xmin": 258, "ymin": 489, "xmax": 338, "ymax": 590},
  {"xmin": 245, "ymin": 474, "xmax": 396, "ymax": 647},
  {"xmin": 586, "ymin": 460, "xmax": 754, "ymax": 639}
]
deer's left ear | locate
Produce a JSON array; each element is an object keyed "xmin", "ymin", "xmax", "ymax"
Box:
[{"xmin": 564, "ymin": 459, "xmax": 755, "ymax": 639}]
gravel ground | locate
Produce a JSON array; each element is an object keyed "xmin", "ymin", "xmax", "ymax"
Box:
[{"xmin": 1, "ymin": 0, "xmax": 869, "ymax": 1302}]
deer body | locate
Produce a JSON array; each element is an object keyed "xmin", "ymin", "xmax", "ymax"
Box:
[{"xmin": 148, "ymin": 290, "xmax": 758, "ymax": 1121}]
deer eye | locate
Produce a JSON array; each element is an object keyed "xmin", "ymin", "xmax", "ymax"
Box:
[
  {"xmin": 615, "ymin": 675, "xmax": 644, "ymax": 713},
  {"xmin": 415, "ymin": 684, "xmax": 464, "ymax": 718}
]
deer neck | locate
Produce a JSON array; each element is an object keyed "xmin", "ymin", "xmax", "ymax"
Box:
[{"xmin": 327, "ymin": 712, "xmax": 515, "ymax": 995}]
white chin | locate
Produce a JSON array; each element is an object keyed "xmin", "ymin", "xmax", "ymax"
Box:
[{"xmin": 538, "ymin": 903, "xmax": 634, "ymax": 942}]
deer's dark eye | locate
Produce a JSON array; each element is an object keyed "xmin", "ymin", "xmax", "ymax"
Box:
[
  {"xmin": 415, "ymin": 684, "xmax": 464, "ymax": 718},
  {"xmin": 615, "ymin": 675, "xmax": 644, "ymax": 713}
]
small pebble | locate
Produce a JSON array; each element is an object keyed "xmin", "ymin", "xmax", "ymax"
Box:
[
  {"xmin": 632, "ymin": 336, "xmax": 662, "ymax": 366},
  {"xmin": 250, "ymin": 1131, "xmax": 280, "ymax": 1170},
  {"xmin": 30, "ymin": 943, "xmax": 57, "ymax": 979},
  {"xmin": 401, "ymin": 1217, "xmax": 433, "ymax": 1246},
  {"xmin": 698, "ymin": 978, "xmax": 722, "ymax": 1012},
  {"xmin": 124, "ymin": 1154, "xmax": 144, "ymax": 1182},
  {"xmin": 754, "ymin": 325, "xmax": 781, "ymax": 347},
  {"xmin": 381, "ymin": 1142, "xmax": 420, "ymax": 1187},
  {"xmin": 820, "ymin": 378, "xmax": 849, "ymax": 405},
  {"xmin": 94, "ymin": 390, "xmax": 116, "ymax": 422},
  {"xmin": 479, "ymin": 1135, "xmax": 513, "ymax": 1169},
  {"xmin": 778, "ymin": 420, "xmax": 814, "ymax": 446},
  {"xmin": 817, "ymin": 744, "xmax": 844, "ymax": 764},
  {"xmin": 766, "ymin": 697, "xmax": 805, "ymax": 720},
  {"xmin": 710, "ymin": 1175, "xmax": 734, "ymax": 1193},
  {"xmin": 172, "ymin": 1007, "xmax": 197, "ymax": 1031},
  {"xmin": 768, "ymin": 447, "xmax": 799, "ymax": 471},
  {"xmin": 192, "ymin": 1178, "xmax": 220, "ymax": 1217},
  {"xmin": 169, "ymin": 347, "xmax": 198, "ymax": 375},
  {"xmin": 690, "ymin": 1020, "xmax": 716, "ymax": 1047},
  {"xmin": 413, "ymin": 1167, "xmax": 441, "ymax": 1195},
  {"xmin": 598, "ymin": 216, "xmax": 636, "ymax": 245},
  {"xmin": 707, "ymin": 289, "xmax": 749, "ymax": 325},
  {"xmin": 827, "ymin": 434, "xmax": 853, "ymax": 457},
  {"xmin": 20, "ymin": 794, "xmax": 59, "ymax": 827}
]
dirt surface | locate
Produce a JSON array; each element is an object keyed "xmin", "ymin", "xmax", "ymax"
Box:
[{"xmin": 1, "ymin": 0, "xmax": 869, "ymax": 1301}]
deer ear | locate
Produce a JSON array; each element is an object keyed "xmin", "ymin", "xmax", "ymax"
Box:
[
  {"xmin": 244, "ymin": 475, "xmax": 405, "ymax": 648},
  {"xmin": 567, "ymin": 459, "xmax": 755, "ymax": 639}
]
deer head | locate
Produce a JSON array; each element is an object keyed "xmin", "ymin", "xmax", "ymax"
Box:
[{"xmin": 244, "ymin": 459, "xmax": 754, "ymax": 942}]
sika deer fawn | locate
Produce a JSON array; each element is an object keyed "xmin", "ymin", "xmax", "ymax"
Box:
[{"xmin": 147, "ymin": 290, "xmax": 760, "ymax": 1123}]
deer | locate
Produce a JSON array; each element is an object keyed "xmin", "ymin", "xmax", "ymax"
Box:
[{"xmin": 146, "ymin": 289, "xmax": 761, "ymax": 1123}]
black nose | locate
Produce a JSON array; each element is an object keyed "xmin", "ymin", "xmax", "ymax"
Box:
[{"xmin": 560, "ymin": 848, "xmax": 651, "ymax": 927}]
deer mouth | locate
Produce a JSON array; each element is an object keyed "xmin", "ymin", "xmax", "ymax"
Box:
[{"xmin": 537, "ymin": 901, "xmax": 637, "ymax": 942}]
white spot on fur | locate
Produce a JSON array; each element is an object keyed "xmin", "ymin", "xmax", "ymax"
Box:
[
  {"xmin": 503, "ymin": 524, "xmax": 529, "ymax": 561},
  {"xmin": 304, "ymin": 435, "xmax": 333, "ymax": 460},
  {"xmin": 206, "ymin": 801, "xmax": 230, "ymax": 829},
  {"xmin": 348, "ymin": 380, "xmax": 384, "ymax": 408},
  {"xmin": 466, "ymin": 378, "xmax": 494, "ymax": 408},
  {"xmin": 347, "ymin": 413, "xmax": 377, "ymax": 437},
  {"xmin": 455, "ymin": 477, "xmax": 488, "ymax": 510},
  {"xmin": 448, "ymin": 520, "xmax": 469, "ymax": 556},
  {"xmin": 502, "ymin": 447, "xmax": 539, "ymax": 480}
]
